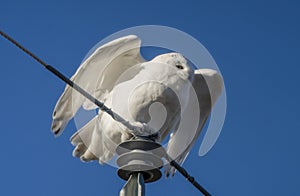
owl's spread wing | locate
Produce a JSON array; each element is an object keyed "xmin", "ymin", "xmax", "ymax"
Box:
[{"xmin": 51, "ymin": 35, "xmax": 144, "ymax": 136}]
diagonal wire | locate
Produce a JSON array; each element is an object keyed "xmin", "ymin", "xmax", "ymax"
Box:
[
  {"xmin": 170, "ymin": 160, "xmax": 211, "ymax": 196},
  {"xmin": 0, "ymin": 30, "xmax": 112, "ymax": 115},
  {"xmin": 0, "ymin": 29, "xmax": 141, "ymax": 136},
  {"xmin": 0, "ymin": 29, "xmax": 212, "ymax": 196}
]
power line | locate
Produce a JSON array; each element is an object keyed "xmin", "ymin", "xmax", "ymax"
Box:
[
  {"xmin": 170, "ymin": 160, "xmax": 211, "ymax": 196},
  {"xmin": 0, "ymin": 29, "xmax": 212, "ymax": 196},
  {"xmin": 0, "ymin": 30, "xmax": 113, "ymax": 117},
  {"xmin": 0, "ymin": 29, "xmax": 144, "ymax": 137}
]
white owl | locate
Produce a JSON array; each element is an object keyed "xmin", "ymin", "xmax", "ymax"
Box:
[{"xmin": 51, "ymin": 35, "xmax": 223, "ymax": 176}]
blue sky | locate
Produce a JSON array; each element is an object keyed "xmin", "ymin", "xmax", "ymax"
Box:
[{"xmin": 0, "ymin": 0, "xmax": 299, "ymax": 195}]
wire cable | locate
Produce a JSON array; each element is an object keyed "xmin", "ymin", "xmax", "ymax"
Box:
[
  {"xmin": 0, "ymin": 29, "xmax": 139, "ymax": 136},
  {"xmin": 170, "ymin": 160, "xmax": 211, "ymax": 196}
]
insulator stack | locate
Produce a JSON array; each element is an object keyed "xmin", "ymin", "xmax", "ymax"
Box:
[{"xmin": 116, "ymin": 139, "xmax": 165, "ymax": 183}]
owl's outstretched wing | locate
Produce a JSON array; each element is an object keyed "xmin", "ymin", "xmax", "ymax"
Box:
[
  {"xmin": 52, "ymin": 35, "xmax": 145, "ymax": 136},
  {"xmin": 165, "ymin": 69, "xmax": 223, "ymax": 176}
]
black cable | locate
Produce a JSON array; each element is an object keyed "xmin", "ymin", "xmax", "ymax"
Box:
[
  {"xmin": 0, "ymin": 29, "xmax": 212, "ymax": 195},
  {"xmin": 170, "ymin": 161, "xmax": 211, "ymax": 196},
  {"xmin": 0, "ymin": 30, "xmax": 114, "ymax": 118}
]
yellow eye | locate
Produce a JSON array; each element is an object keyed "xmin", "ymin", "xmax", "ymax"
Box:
[{"xmin": 176, "ymin": 64, "xmax": 184, "ymax": 69}]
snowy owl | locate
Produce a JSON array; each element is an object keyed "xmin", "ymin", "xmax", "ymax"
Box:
[{"xmin": 51, "ymin": 35, "xmax": 223, "ymax": 176}]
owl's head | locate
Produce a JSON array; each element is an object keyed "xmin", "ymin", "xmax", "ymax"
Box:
[{"xmin": 151, "ymin": 53, "xmax": 194, "ymax": 81}]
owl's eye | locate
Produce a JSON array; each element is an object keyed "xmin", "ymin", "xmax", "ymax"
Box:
[{"xmin": 176, "ymin": 64, "xmax": 184, "ymax": 69}]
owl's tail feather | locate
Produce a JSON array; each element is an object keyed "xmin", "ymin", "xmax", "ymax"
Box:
[
  {"xmin": 70, "ymin": 116, "xmax": 113, "ymax": 164},
  {"xmin": 70, "ymin": 116, "xmax": 98, "ymax": 162}
]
